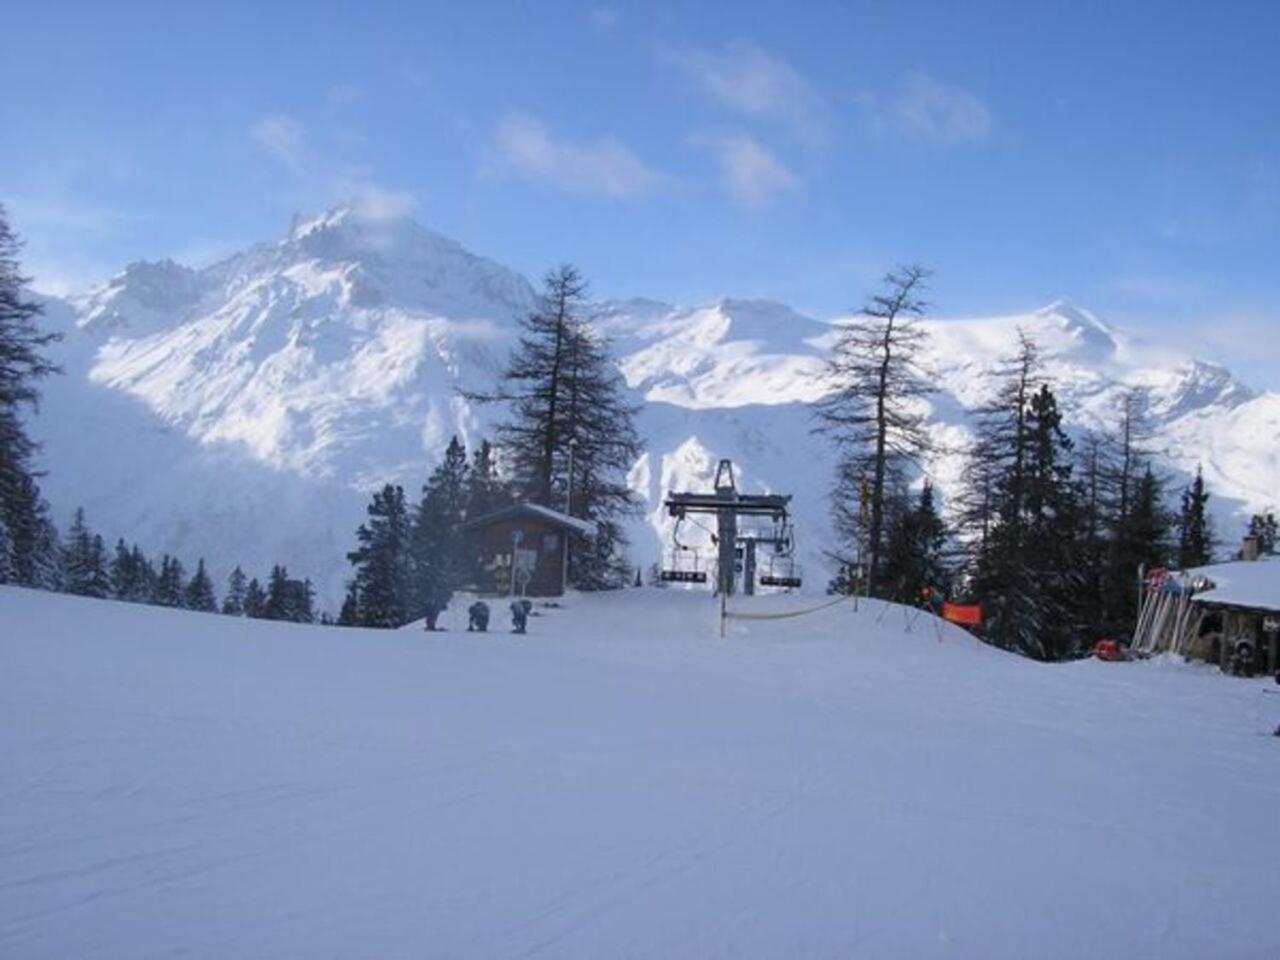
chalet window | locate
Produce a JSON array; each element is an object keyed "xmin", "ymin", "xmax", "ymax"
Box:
[{"xmin": 542, "ymin": 532, "xmax": 560, "ymax": 552}]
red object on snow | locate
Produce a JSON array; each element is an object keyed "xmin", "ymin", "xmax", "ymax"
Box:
[
  {"xmin": 1093, "ymin": 639, "xmax": 1128, "ymax": 661},
  {"xmin": 941, "ymin": 602, "xmax": 983, "ymax": 626}
]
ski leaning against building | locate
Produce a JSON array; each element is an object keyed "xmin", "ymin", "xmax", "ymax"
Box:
[
  {"xmin": 460, "ymin": 502, "xmax": 597, "ymax": 598},
  {"xmin": 1131, "ymin": 535, "xmax": 1280, "ymax": 678}
]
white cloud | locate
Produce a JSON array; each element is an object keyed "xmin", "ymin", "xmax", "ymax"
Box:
[
  {"xmin": 342, "ymin": 183, "xmax": 417, "ymax": 221},
  {"xmin": 250, "ymin": 114, "xmax": 310, "ymax": 170},
  {"xmin": 667, "ymin": 41, "xmax": 828, "ymax": 146},
  {"xmin": 248, "ymin": 114, "xmax": 419, "ymax": 224},
  {"xmin": 697, "ymin": 133, "xmax": 799, "ymax": 209},
  {"xmin": 484, "ymin": 113, "xmax": 663, "ymax": 197},
  {"xmin": 859, "ymin": 73, "xmax": 994, "ymax": 146},
  {"xmin": 24, "ymin": 257, "xmax": 112, "ymax": 298}
]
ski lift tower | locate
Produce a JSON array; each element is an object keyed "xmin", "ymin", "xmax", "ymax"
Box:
[{"xmin": 663, "ymin": 459, "xmax": 792, "ymax": 597}]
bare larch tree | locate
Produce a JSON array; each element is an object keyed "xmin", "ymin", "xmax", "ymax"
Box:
[{"xmin": 814, "ymin": 265, "xmax": 934, "ymax": 597}]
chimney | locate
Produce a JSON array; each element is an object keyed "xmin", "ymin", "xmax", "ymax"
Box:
[{"xmin": 1242, "ymin": 535, "xmax": 1260, "ymax": 562}]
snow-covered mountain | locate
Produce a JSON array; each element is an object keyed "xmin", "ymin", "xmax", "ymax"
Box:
[{"xmin": 29, "ymin": 204, "xmax": 1280, "ymax": 609}]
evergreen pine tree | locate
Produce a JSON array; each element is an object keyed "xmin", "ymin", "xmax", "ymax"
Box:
[
  {"xmin": 879, "ymin": 481, "xmax": 950, "ymax": 605},
  {"xmin": 1021, "ymin": 384, "xmax": 1085, "ymax": 658},
  {"xmin": 465, "ymin": 439, "xmax": 512, "ymax": 518},
  {"xmin": 0, "ymin": 515, "xmax": 11, "ymax": 584},
  {"xmin": 967, "ymin": 338, "xmax": 1084, "ymax": 659},
  {"xmin": 264, "ymin": 565, "xmax": 293, "ymax": 621},
  {"xmin": 346, "ymin": 484, "xmax": 412, "ymax": 627},
  {"xmin": 338, "ymin": 581, "xmax": 360, "ymax": 625},
  {"xmin": 6, "ymin": 473, "xmax": 62, "ymax": 589},
  {"xmin": 963, "ymin": 331, "xmax": 1044, "ymax": 652},
  {"xmin": 111, "ymin": 541, "xmax": 155, "ymax": 602},
  {"xmin": 84, "ymin": 534, "xmax": 111, "ymax": 598},
  {"xmin": 129, "ymin": 545, "xmax": 156, "ymax": 602},
  {"xmin": 62, "ymin": 507, "xmax": 96, "ymax": 595},
  {"xmin": 814, "ymin": 265, "xmax": 934, "ymax": 597},
  {"xmin": 0, "ymin": 206, "xmax": 61, "ymax": 589},
  {"xmin": 153, "ymin": 555, "xmax": 187, "ymax": 607},
  {"xmin": 1176, "ymin": 466, "xmax": 1213, "ymax": 569},
  {"xmin": 222, "ymin": 565, "xmax": 248, "ymax": 615},
  {"xmin": 184, "ymin": 558, "xmax": 218, "ymax": 612},
  {"xmin": 1111, "ymin": 464, "xmax": 1171, "ymax": 631},
  {"xmin": 291, "ymin": 578, "xmax": 316, "ymax": 623},
  {"xmin": 244, "ymin": 577, "xmax": 267, "ymax": 618},
  {"xmin": 1246, "ymin": 512, "xmax": 1277, "ymax": 555},
  {"xmin": 248, "ymin": 567, "xmax": 314, "ymax": 623},
  {"xmin": 109, "ymin": 539, "xmax": 133, "ymax": 598},
  {"xmin": 61, "ymin": 509, "xmax": 109, "ymax": 598},
  {"xmin": 1073, "ymin": 431, "xmax": 1115, "ymax": 645},
  {"xmin": 411, "ymin": 437, "xmax": 469, "ymax": 620}
]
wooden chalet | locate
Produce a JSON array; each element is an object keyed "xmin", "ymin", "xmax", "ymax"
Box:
[
  {"xmin": 1132, "ymin": 548, "xmax": 1280, "ymax": 676},
  {"xmin": 459, "ymin": 502, "xmax": 598, "ymax": 598}
]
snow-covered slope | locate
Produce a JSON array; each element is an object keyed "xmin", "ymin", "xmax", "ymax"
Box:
[
  {"xmin": 3, "ymin": 585, "xmax": 1279, "ymax": 958},
  {"xmin": 27, "ymin": 206, "xmax": 1280, "ymax": 609}
]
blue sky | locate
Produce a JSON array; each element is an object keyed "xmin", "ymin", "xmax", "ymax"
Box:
[{"xmin": 4, "ymin": 0, "xmax": 1279, "ymax": 384}]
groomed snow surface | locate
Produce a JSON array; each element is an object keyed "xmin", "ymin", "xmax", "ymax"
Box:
[{"xmin": 3, "ymin": 585, "xmax": 1279, "ymax": 959}]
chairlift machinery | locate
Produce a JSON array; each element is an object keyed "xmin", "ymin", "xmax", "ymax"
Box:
[{"xmin": 660, "ymin": 458, "xmax": 801, "ymax": 595}]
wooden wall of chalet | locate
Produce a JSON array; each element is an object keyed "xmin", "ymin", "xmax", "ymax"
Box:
[{"xmin": 471, "ymin": 516, "xmax": 568, "ymax": 597}]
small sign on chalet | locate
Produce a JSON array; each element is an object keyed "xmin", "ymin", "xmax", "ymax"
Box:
[{"xmin": 460, "ymin": 502, "xmax": 598, "ymax": 597}]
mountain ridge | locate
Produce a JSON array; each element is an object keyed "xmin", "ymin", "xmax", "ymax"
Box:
[{"xmin": 27, "ymin": 205, "xmax": 1279, "ymax": 608}]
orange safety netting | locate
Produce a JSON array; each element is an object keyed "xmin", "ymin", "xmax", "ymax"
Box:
[{"xmin": 941, "ymin": 602, "xmax": 983, "ymax": 626}]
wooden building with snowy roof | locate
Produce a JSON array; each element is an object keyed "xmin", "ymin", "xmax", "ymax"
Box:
[
  {"xmin": 1132, "ymin": 545, "xmax": 1280, "ymax": 677},
  {"xmin": 459, "ymin": 502, "xmax": 598, "ymax": 598}
]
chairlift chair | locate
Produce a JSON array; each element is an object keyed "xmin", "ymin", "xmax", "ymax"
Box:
[
  {"xmin": 759, "ymin": 533, "xmax": 802, "ymax": 589},
  {"xmin": 660, "ymin": 546, "xmax": 708, "ymax": 584}
]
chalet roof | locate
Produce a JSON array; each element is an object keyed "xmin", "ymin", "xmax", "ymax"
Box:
[
  {"xmin": 460, "ymin": 501, "xmax": 598, "ymax": 539},
  {"xmin": 1185, "ymin": 556, "xmax": 1280, "ymax": 613}
]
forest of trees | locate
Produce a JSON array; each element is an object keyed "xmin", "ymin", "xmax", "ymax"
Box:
[
  {"xmin": 340, "ymin": 436, "xmax": 515, "ymax": 628},
  {"xmin": 60, "ymin": 506, "xmax": 318, "ymax": 622},
  {"xmin": 817, "ymin": 266, "xmax": 1268, "ymax": 660}
]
